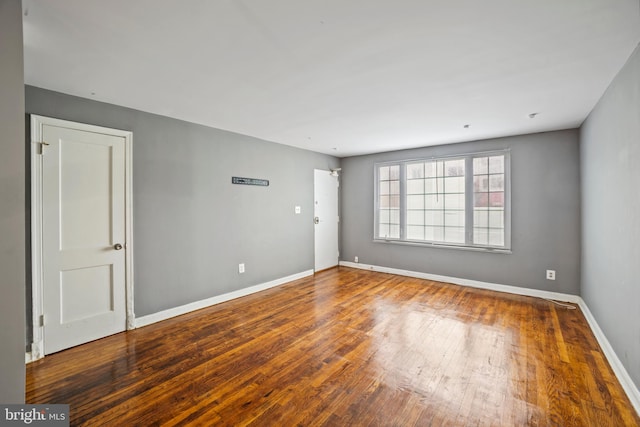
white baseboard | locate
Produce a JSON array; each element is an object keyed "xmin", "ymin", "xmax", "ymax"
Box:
[
  {"xmin": 339, "ymin": 261, "xmax": 581, "ymax": 303},
  {"xmin": 577, "ymin": 299, "xmax": 640, "ymax": 415},
  {"xmin": 134, "ymin": 270, "xmax": 314, "ymax": 328},
  {"xmin": 339, "ymin": 261, "xmax": 640, "ymax": 415},
  {"xmin": 25, "ymin": 340, "xmax": 44, "ymax": 364}
]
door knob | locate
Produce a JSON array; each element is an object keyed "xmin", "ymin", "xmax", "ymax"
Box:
[
  {"xmin": 114, "ymin": 243, "xmax": 123, "ymax": 250},
  {"xmin": 314, "ymin": 217, "xmax": 320, "ymax": 224}
]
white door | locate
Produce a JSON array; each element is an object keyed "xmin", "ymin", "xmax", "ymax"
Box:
[
  {"xmin": 314, "ymin": 169, "xmax": 339, "ymax": 272},
  {"xmin": 36, "ymin": 118, "xmax": 130, "ymax": 355}
]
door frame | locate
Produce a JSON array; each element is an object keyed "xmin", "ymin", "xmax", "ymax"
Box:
[{"xmin": 29, "ymin": 115, "xmax": 134, "ymax": 361}]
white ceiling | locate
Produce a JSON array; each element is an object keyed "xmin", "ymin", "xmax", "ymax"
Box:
[{"xmin": 22, "ymin": 0, "xmax": 640, "ymax": 157}]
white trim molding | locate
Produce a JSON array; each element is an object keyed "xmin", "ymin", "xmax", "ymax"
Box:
[
  {"xmin": 577, "ymin": 300, "xmax": 640, "ymax": 415},
  {"xmin": 135, "ymin": 270, "xmax": 314, "ymax": 328},
  {"xmin": 29, "ymin": 115, "xmax": 134, "ymax": 362},
  {"xmin": 340, "ymin": 261, "xmax": 581, "ymax": 303},
  {"xmin": 339, "ymin": 261, "xmax": 640, "ymax": 415}
]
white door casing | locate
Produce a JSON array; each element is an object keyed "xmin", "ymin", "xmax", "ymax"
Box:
[
  {"xmin": 31, "ymin": 115, "xmax": 134, "ymax": 358},
  {"xmin": 314, "ymin": 169, "xmax": 339, "ymax": 272}
]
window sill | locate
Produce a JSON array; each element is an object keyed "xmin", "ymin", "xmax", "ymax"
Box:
[{"xmin": 372, "ymin": 238, "xmax": 512, "ymax": 254}]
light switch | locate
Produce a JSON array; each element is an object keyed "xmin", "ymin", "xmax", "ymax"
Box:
[{"xmin": 295, "ymin": 206, "xmax": 301, "ymax": 214}]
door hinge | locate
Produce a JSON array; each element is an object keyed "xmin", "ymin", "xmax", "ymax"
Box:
[
  {"xmin": 39, "ymin": 314, "xmax": 45, "ymax": 327},
  {"xmin": 37, "ymin": 141, "xmax": 49, "ymax": 155}
]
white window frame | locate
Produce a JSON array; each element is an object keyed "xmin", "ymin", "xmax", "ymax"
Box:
[{"xmin": 374, "ymin": 150, "xmax": 511, "ymax": 252}]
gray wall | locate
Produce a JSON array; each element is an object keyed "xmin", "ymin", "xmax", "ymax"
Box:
[
  {"xmin": 0, "ymin": 0, "xmax": 26, "ymax": 403},
  {"xmin": 26, "ymin": 86, "xmax": 339, "ymax": 318},
  {"xmin": 580, "ymin": 44, "xmax": 640, "ymax": 388},
  {"xmin": 341, "ymin": 130, "xmax": 581, "ymax": 295}
]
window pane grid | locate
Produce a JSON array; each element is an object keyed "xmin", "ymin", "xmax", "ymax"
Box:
[
  {"xmin": 472, "ymin": 155, "xmax": 505, "ymax": 246},
  {"xmin": 403, "ymin": 159, "xmax": 466, "ymax": 245},
  {"xmin": 377, "ymin": 165, "xmax": 401, "ymax": 239},
  {"xmin": 376, "ymin": 153, "xmax": 508, "ymax": 249}
]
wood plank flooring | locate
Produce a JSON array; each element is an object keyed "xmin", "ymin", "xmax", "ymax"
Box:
[{"xmin": 26, "ymin": 267, "xmax": 640, "ymax": 426}]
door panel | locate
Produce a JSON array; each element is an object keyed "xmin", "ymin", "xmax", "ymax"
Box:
[
  {"xmin": 60, "ymin": 140, "xmax": 114, "ymax": 249},
  {"xmin": 314, "ymin": 169, "xmax": 339, "ymax": 272},
  {"xmin": 42, "ymin": 124, "xmax": 126, "ymax": 355},
  {"xmin": 60, "ymin": 265, "xmax": 113, "ymax": 323}
]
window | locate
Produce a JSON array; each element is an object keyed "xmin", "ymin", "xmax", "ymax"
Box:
[
  {"xmin": 377, "ymin": 165, "xmax": 400, "ymax": 239},
  {"xmin": 472, "ymin": 156, "xmax": 506, "ymax": 247},
  {"xmin": 375, "ymin": 151, "xmax": 510, "ymax": 250}
]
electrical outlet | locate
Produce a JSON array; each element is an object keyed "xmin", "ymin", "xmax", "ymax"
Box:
[
  {"xmin": 546, "ymin": 270, "xmax": 556, "ymax": 280},
  {"xmin": 354, "ymin": 256, "xmax": 359, "ymax": 263},
  {"xmin": 239, "ymin": 263, "xmax": 245, "ymax": 274}
]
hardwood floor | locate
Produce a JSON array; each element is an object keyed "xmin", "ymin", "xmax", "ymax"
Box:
[{"xmin": 26, "ymin": 267, "xmax": 639, "ymax": 426}]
